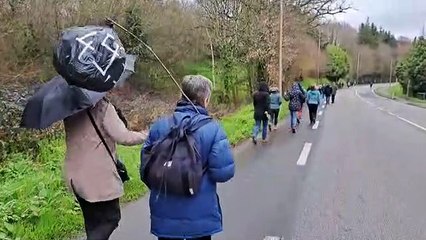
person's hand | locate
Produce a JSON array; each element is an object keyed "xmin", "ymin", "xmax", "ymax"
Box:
[{"xmin": 141, "ymin": 130, "xmax": 148, "ymax": 139}]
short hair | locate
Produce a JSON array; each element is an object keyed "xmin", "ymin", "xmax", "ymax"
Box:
[{"xmin": 181, "ymin": 75, "xmax": 213, "ymax": 105}]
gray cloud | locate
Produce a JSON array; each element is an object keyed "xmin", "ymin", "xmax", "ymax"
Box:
[{"xmin": 335, "ymin": 0, "xmax": 426, "ymax": 38}]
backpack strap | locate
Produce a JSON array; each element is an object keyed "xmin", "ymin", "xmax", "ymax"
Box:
[
  {"xmin": 87, "ymin": 110, "xmax": 116, "ymax": 165},
  {"xmin": 188, "ymin": 116, "xmax": 212, "ymax": 133}
]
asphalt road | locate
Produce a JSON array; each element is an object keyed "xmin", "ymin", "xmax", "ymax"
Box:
[{"xmin": 111, "ymin": 85, "xmax": 426, "ymax": 240}]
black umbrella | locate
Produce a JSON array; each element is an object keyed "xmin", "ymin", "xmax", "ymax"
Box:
[
  {"xmin": 53, "ymin": 25, "xmax": 127, "ymax": 92},
  {"xmin": 21, "ymin": 53, "xmax": 136, "ymax": 130},
  {"xmin": 20, "ymin": 76, "xmax": 105, "ymax": 129}
]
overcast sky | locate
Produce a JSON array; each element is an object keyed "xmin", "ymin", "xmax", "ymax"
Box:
[{"xmin": 334, "ymin": 0, "xmax": 426, "ymax": 39}]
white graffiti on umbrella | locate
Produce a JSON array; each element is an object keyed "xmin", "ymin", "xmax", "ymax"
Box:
[{"xmin": 76, "ymin": 31, "xmax": 124, "ymax": 84}]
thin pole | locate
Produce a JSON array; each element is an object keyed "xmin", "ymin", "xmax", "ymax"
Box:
[
  {"xmin": 317, "ymin": 29, "xmax": 321, "ymax": 84},
  {"xmin": 279, "ymin": 0, "xmax": 283, "ymax": 95},
  {"xmin": 205, "ymin": 28, "xmax": 216, "ymax": 89},
  {"xmin": 389, "ymin": 59, "xmax": 393, "ymax": 86},
  {"xmin": 356, "ymin": 52, "xmax": 360, "ymax": 84},
  {"xmin": 407, "ymin": 78, "xmax": 411, "ymax": 97}
]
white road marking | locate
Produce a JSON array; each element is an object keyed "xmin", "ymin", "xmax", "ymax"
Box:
[
  {"xmin": 263, "ymin": 236, "xmax": 283, "ymax": 240},
  {"xmin": 396, "ymin": 116, "xmax": 426, "ymax": 132},
  {"xmin": 356, "ymin": 87, "xmax": 426, "ymax": 133},
  {"xmin": 318, "ymin": 111, "xmax": 323, "ymax": 116},
  {"xmin": 297, "ymin": 143, "xmax": 313, "ymax": 166},
  {"xmin": 355, "ymin": 89, "xmax": 374, "ymax": 106},
  {"xmin": 312, "ymin": 120, "xmax": 320, "ymax": 130}
]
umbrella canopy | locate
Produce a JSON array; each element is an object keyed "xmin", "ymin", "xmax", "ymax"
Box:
[
  {"xmin": 20, "ymin": 76, "xmax": 106, "ymax": 129},
  {"xmin": 53, "ymin": 25, "xmax": 127, "ymax": 92},
  {"xmin": 21, "ymin": 53, "xmax": 136, "ymax": 130}
]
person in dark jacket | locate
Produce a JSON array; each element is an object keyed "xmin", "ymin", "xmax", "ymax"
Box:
[
  {"xmin": 286, "ymin": 83, "xmax": 305, "ymax": 133},
  {"xmin": 252, "ymin": 82, "xmax": 270, "ymax": 144},
  {"xmin": 331, "ymin": 83, "xmax": 338, "ymax": 104},
  {"xmin": 141, "ymin": 75, "xmax": 235, "ymax": 240},
  {"xmin": 324, "ymin": 84, "xmax": 333, "ymax": 105}
]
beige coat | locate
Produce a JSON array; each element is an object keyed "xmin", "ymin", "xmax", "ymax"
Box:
[{"xmin": 64, "ymin": 99, "xmax": 145, "ymax": 202}]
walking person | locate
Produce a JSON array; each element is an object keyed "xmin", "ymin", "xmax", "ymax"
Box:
[
  {"xmin": 306, "ymin": 86, "xmax": 321, "ymax": 125},
  {"xmin": 269, "ymin": 86, "xmax": 282, "ymax": 131},
  {"xmin": 296, "ymin": 75, "xmax": 306, "ymax": 124},
  {"xmin": 141, "ymin": 75, "xmax": 235, "ymax": 240},
  {"xmin": 286, "ymin": 83, "xmax": 305, "ymax": 133},
  {"xmin": 251, "ymin": 82, "xmax": 270, "ymax": 144},
  {"xmin": 331, "ymin": 83, "xmax": 338, "ymax": 104},
  {"xmin": 324, "ymin": 84, "xmax": 332, "ymax": 105},
  {"xmin": 64, "ymin": 97, "xmax": 146, "ymax": 240}
]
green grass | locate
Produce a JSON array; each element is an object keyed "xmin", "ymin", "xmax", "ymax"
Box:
[
  {"xmin": 389, "ymin": 83, "xmax": 404, "ymax": 98},
  {"xmin": 0, "ymin": 138, "xmax": 146, "ymax": 240},
  {"xmin": 376, "ymin": 83, "xmax": 426, "ymax": 108}
]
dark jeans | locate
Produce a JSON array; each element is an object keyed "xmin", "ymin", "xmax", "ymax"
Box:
[
  {"xmin": 307, "ymin": 103, "xmax": 319, "ymax": 123},
  {"xmin": 332, "ymin": 94, "xmax": 336, "ymax": 103},
  {"xmin": 76, "ymin": 195, "xmax": 121, "ymax": 240},
  {"xmin": 159, "ymin": 237, "xmax": 211, "ymax": 240},
  {"xmin": 269, "ymin": 109, "xmax": 280, "ymax": 126},
  {"xmin": 253, "ymin": 118, "xmax": 268, "ymax": 140},
  {"xmin": 325, "ymin": 95, "xmax": 331, "ymax": 104}
]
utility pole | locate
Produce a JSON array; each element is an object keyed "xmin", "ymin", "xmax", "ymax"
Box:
[
  {"xmin": 356, "ymin": 52, "xmax": 360, "ymax": 84},
  {"xmin": 407, "ymin": 78, "xmax": 411, "ymax": 97},
  {"xmin": 279, "ymin": 0, "xmax": 283, "ymax": 95},
  {"xmin": 389, "ymin": 59, "xmax": 393, "ymax": 86},
  {"xmin": 317, "ymin": 29, "xmax": 321, "ymax": 84}
]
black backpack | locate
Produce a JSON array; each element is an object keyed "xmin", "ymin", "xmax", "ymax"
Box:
[{"xmin": 142, "ymin": 114, "xmax": 212, "ymax": 196}]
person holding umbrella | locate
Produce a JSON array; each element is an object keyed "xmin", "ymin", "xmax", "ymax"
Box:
[
  {"xmin": 65, "ymin": 94, "xmax": 146, "ymax": 239},
  {"xmin": 21, "ymin": 25, "xmax": 145, "ymax": 240}
]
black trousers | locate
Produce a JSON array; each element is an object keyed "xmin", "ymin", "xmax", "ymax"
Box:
[
  {"xmin": 332, "ymin": 94, "xmax": 336, "ymax": 103},
  {"xmin": 269, "ymin": 109, "xmax": 280, "ymax": 126},
  {"xmin": 159, "ymin": 236, "xmax": 211, "ymax": 240},
  {"xmin": 76, "ymin": 195, "xmax": 121, "ymax": 240},
  {"xmin": 307, "ymin": 104, "xmax": 318, "ymax": 123}
]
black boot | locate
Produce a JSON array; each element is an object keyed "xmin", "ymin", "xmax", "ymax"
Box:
[{"xmin": 252, "ymin": 137, "xmax": 257, "ymax": 145}]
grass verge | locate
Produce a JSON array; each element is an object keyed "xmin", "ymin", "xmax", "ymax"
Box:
[{"xmin": 376, "ymin": 83, "xmax": 426, "ymax": 109}]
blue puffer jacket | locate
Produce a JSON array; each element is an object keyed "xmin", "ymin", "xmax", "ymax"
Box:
[
  {"xmin": 307, "ymin": 90, "xmax": 321, "ymax": 105},
  {"xmin": 140, "ymin": 100, "xmax": 235, "ymax": 239},
  {"xmin": 269, "ymin": 92, "xmax": 282, "ymax": 110}
]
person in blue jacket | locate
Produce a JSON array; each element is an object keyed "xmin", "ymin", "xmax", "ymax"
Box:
[
  {"xmin": 306, "ymin": 85, "xmax": 321, "ymax": 124},
  {"xmin": 140, "ymin": 75, "xmax": 235, "ymax": 240},
  {"xmin": 269, "ymin": 87, "xmax": 282, "ymax": 131}
]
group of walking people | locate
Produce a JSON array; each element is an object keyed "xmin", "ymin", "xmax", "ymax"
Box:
[
  {"xmin": 251, "ymin": 79, "xmax": 339, "ymax": 142},
  {"xmin": 64, "ymin": 75, "xmax": 235, "ymax": 240}
]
